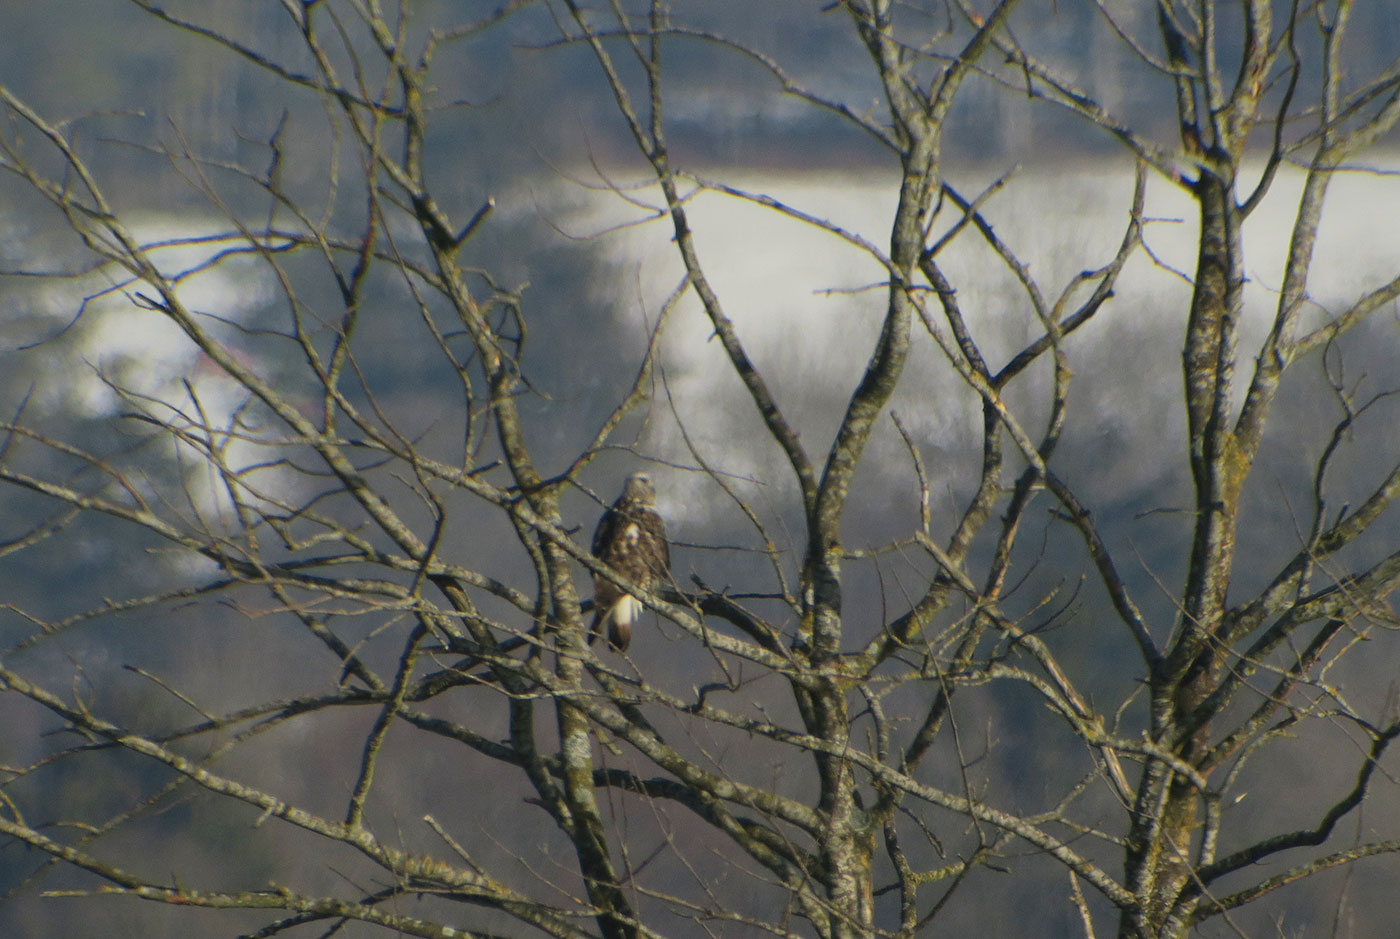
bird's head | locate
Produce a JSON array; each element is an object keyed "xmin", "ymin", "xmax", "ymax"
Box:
[{"xmin": 621, "ymin": 471, "xmax": 656, "ymax": 504}]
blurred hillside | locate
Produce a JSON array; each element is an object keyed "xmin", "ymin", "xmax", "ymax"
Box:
[{"xmin": 6, "ymin": 1, "xmax": 1400, "ymax": 183}]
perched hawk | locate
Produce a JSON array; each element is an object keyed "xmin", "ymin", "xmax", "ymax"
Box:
[{"xmin": 589, "ymin": 472, "xmax": 670, "ymax": 652}]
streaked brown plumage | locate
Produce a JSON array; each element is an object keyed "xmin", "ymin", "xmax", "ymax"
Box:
[{"xmin": 590, "ymin": 472, "xmax": 670, "ymax": 651}]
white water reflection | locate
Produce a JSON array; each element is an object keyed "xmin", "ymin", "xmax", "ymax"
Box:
[
  {"xmin": 12, "ymin": 219, "xmax": 277, "ymax": 523},
  {"xmin": 11, "ymin": 158, "xmax": 1400, "ymax": 554},
  {"xmin": 563, "ymin": 158, "xmax": 1400, "ymax": 527}
]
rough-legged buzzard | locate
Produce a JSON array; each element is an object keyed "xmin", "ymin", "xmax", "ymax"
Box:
[{"xmin": 590, "ymin": 472, "xmax": 670, "ymax": 651}]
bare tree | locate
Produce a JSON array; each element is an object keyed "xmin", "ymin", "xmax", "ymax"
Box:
[{"xmin": 2, "ymin": 2, "xmax": 1400, "ymax": 938}]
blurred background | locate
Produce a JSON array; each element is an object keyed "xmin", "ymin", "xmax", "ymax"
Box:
[{"xmin": 3, "ymin": 2, "xmax": 1400, "ymax": 936}]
